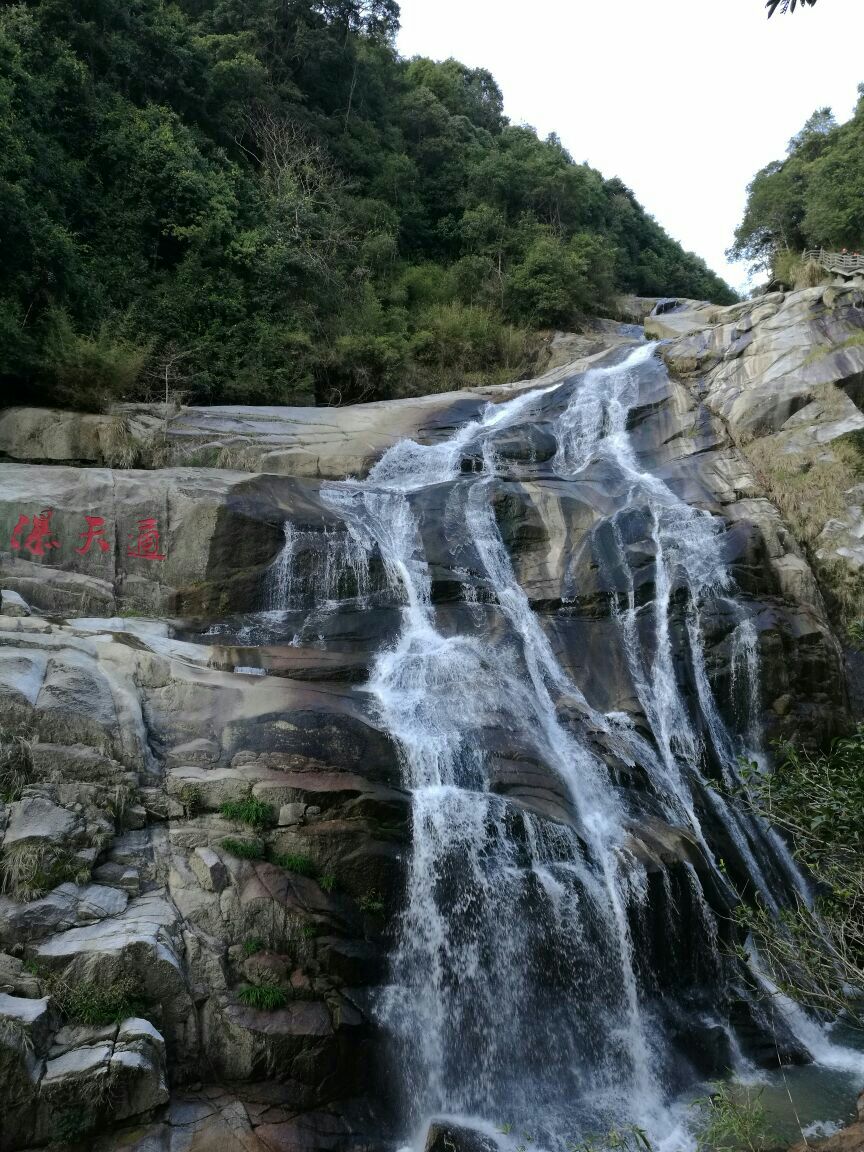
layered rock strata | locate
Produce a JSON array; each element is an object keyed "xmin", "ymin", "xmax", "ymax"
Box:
[{"xmin": 0, "ymin": 305, "xmax": 856, "ymax": 1150}]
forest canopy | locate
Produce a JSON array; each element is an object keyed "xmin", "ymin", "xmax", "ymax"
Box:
[
  {"xmin": 0, "ymin": 0, "xmax": 736, "ymax": 409},
  {"xmin": 730, "ymin": 86, "xmax": 864, "ymax": 279}
]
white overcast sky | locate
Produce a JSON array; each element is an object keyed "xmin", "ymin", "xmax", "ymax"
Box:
[{"xmin": 396, "ymin": 0, "xmax": 864, "ymax": 293}]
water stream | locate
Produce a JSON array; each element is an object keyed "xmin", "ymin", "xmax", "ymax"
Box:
[{"xmin": 262, "ymin": 343, "xmax": 863, "ymax": 1149}]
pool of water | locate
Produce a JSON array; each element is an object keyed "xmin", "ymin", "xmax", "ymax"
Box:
[{"xmin": 708, "ymin": 1026, "xmax": 864, "ymax": 1147}]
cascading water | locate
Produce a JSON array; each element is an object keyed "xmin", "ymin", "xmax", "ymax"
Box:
[{"xmin": 257, "ymin": 342, "xmax": 860, "ymax": 1149}]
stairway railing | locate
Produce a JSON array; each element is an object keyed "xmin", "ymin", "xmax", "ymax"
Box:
[{"xmin": 803, "ymin": 248, "xmax": 864, "ymax": 274}]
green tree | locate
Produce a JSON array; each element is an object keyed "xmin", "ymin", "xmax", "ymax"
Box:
[
  {"xmin": 0, "ymin": 0, "xmax": 736, "ymax": 411},
  {"xmin": 731, "ymin": 92, "xmax": 864, "ymax": 277}
]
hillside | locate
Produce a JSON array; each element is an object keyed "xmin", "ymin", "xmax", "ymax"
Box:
[{"xmin": 0, "ymin": 0, "xmax": 735, "ymax": 411}]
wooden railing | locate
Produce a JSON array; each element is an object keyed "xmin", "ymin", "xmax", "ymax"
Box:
[{"xmin": 803, "ymin": 248, "xmax": 864, "ymax": 274}]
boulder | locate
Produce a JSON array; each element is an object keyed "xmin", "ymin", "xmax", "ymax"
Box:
[
  {"xmin": 32, "ymin": 1017, "xmax": 168, "ymax": 1144},
  {"xmin": 424, "ymin": 1121, "xmax": 500, "ymax": 1152},
  {"xmin": 190, "ymin": 846, "xmax": 229, "ymax": 893},
  {"xmin": 3, "ymin": 797, "xmax": 79, "ymax": 848},
  {"xmin": 0, "ymin": 993, "xmax": 57, "ymax": 1147},
  {"xmin": 0, "ymin": 591, "xmax": 30, "ymax": 618}
]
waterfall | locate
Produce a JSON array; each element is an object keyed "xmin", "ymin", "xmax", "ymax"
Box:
[
  {"xmin": 266, "ymin": 519, "xmax": 374, "ymax": 613},
  {"xmin": 309, "ymin": 344, "xmax": 855, "ymax": 1149}
]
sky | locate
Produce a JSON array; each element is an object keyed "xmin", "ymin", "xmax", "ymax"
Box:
[{"xmin": 396, "ymin": 0, "xmax": 864, "ymax": 294}]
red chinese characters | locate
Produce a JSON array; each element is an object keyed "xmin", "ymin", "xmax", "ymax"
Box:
[
  {"xmin": 8, "ymin": 510, "xmax": 167, "ymax": 562},
  {"xmin": 127, "ymin": 517, "xmax": 165, "ymax": 561},
  {"xmin": 76, "ymin": 515, "xmax": 111, "ymax": 555},
  {"xmin": 10, "ymin": 509, "xmax": 60, "ymax": 557}
]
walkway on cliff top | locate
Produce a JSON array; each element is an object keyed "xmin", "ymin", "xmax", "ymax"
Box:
[{"xmin": 804, "ymin": 248, "xmax": 864, "ymax": 275}]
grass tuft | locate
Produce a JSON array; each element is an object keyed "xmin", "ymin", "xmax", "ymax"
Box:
[
  {"xmin": 690, "ymin": 1082, "xmax": 772, "ymax": 1152},
  {"xmin": 220, "ymin": 796, "xmax": 276, "ymax": 829},
  {"xmin": 221, "ymin": 837, "xmax": 266, "ymax": 860},
  {"xmin": 0, "ymin": 729, "xmax": 32, "ymax": 802},
  {"xmin": 1, "ymin": 843, "xmax": 80, "ymax": 902},
  {"xmin": 270, "ymin": 851, "xmax": 317, "ymax": 877},
  {"xmin": 50, "ymin": 974, "xmax": 145, "ymax": 1025},
  {"xmin": 237, "ymin": 984, "xmax": 287, "ymax": 1011},
  {"xmin": 179, "ymin": 783, "xmax": 203, "ymax": 818}
]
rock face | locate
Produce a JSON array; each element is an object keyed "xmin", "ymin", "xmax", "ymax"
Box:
[
  {"xmin": 0, "ymin": 374, "xmax": 562, "ymax": 479},
  {"xmin": 0, "ymin": 357, "xmax": 595, "ymax": 619},
  {"xmin": 652, "ymin": 287, "xmax": 864, "ymax": 629},
  {"xmin": 0, "ymin": 310, "xmax": 856, "ymax": 1151}
]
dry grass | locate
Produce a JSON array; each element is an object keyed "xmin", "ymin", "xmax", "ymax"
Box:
[
  {"xmin": 773, "ymin": 250, "xmax": 827, "ymax": 290},
  {"xmin": 214, "ymin": 443, "xmax": 262, "ymax": 471},
  {"xmin": 1, "ymin": 842, "xmax": 80, "ymax": 902},
  {"xmin": 100, "ymin": 415, "xmax": 141, "ymax": 469},
  {"xmin": 141, "ymin": 432, "xmax": 173, "ymax": 470},
  {"xmin": 0, "ymin": 730, "xmax": 32, "ymax": 802},
  {"xmin": 48, "ymin": 971, "xmax": 145, "ymax": 1025},
  {"xmin": 803, "ymin": 331, "xmax": 864, "ymax": 369},
  {"xmin": 744, "ymin": 427, "xmax": 864, "ymax": 627}
]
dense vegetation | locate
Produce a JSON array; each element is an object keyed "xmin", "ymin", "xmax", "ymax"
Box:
[
  {"xmin": 735, "ymin": 730, "xmax": 864, "ymax": 1029},
  {"xmin": 731, "ymin": 86, "xmax": 864, "ymax": 278},
  {"xmin": 0, "ymin": 0, "xmax": 735, "ymax": 410}
]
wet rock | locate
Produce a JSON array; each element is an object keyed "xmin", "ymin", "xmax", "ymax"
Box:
[
  {"xmin": 0, "ymin": 314, "xmax": 858, "ymax": 1151},
  {"xmin": 424, "ymin": 1121, "xmax": 499, "ymax": 1152},
  {"xmin": 255, "ymin": 1110, "xmax": 351, "ymax": 1151}
]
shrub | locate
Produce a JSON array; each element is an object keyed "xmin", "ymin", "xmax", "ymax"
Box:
[
  {"xmin": 320, "ymin": 874, "xmax": 336, "ymax": 893},
  {"xmin": 43, "ymin": 310, "xmax": 149, "ymax": 412},
  {"xmin": 237, "ymin": 984, "xmax": 287, "ymax": 1011},
  {"xmin": 691, "ymin": 1083, "xmax": 772, "ymax": 1152},
  {"xmin": 733, "ymin": 730, "xmax": 864, "ymax": 1024},
  {"xmin": 271, "ymin": 851, "xmax": 317, "ymax": 877},
  {"xmin": 220, "ymin": 796, "xmax": 276, "ymax": 830},
  {"xmin": 772, "ymin": 249, "xmax": 826, "ymax": 290},
  {"xmin": 358, "ymin": 891, "xmax": 385, "ymax": 916},
  {"xmin": 1, "ymin": 843, "xmax": 79, "ymax": 902},
  {"xmin": 242, "ymin": 937, "xmax": 265, "ymax": 957},
  {"xmin": 221, "ymin": 837, "xmax": 266, "ymax": 860}
]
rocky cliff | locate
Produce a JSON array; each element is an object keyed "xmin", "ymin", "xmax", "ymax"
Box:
[{"xmin": 0, "ymin": 292, "xmax": 859, "ymax": 1152}]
